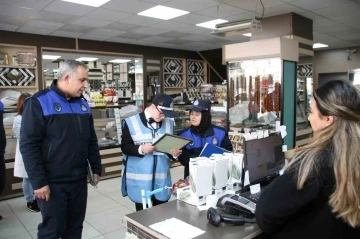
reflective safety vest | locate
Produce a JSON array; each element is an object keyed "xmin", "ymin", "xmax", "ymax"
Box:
[{"xmin": 121, "ymin": 114, "xmax": 173, "ymax": 203}]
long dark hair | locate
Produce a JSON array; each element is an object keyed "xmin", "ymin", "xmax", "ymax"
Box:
[{"xmin": 16, "ymin": 93, "xmax": 31, "ymax": 115}]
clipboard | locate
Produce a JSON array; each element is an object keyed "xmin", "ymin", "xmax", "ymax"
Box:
[
  {"xmin": 87, "ymin": 159, "xmax": 98, "ymax": 189},
  {"xmin": 152, "ymin": 133, "xmax": 193, "ymax": 154}
]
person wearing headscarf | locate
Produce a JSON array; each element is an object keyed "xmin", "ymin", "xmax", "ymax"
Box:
[{"xmin": 177, "ymin": 99, "xmax": 232, "ymax": 178}]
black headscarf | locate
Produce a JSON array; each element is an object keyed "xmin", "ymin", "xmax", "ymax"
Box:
[{"xmin": 191, "ymin": 110, "xmax": 212, "ymax": 136}]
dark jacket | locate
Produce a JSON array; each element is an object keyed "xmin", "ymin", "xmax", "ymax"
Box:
[
  {"xmin": 177, "ymin": 125, "xmax": 233, "ymax": 178},
  {"xmin": 256, "ymin": 148, "xmax": 360, "ymax": 239},
  {"xmin": 0, "ymin": 102, "xmax": 6, "ymax": 194},
  {"xmin": 20, "ymin": 81, "xmax": 101, "ymax": 190}
]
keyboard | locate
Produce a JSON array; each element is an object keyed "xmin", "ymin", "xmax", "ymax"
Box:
[{"xmin": 240, "ymin": 191, "xmax": 261, "ymax": 202}]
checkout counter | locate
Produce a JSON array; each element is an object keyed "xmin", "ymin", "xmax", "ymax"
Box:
[{"xmin": 124, "ymin": 200, "xmax": 264, "ymax": 239}]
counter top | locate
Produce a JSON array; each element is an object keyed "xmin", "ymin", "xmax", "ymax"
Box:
[{"xmin": 124, "ymin": 200, "xmax": 262, "ymax": 239}]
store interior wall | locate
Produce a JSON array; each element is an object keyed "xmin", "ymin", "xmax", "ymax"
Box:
[
  {"xmin": 313, "ymin": 46, "xmax": 360, "ymax": 89},
  {"xmin": 198, "ymin": 48, "xmax": 227, "ymax": 83}
]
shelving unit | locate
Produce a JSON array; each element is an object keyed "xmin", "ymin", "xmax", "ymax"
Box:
[
  {"xmin": 187, "ymin": 59, "xmax": 207, "ymax": 88},
  {"xmin": 0, "ymin": 44, "xmax": 38, "ymax": 108},
  {"xmin": 163, "ymin": 57, "xmax": 186, "ymax": 94},
  {"xmin": 296, "ymin": 64, "xmax": 313, "ymax": 125}
]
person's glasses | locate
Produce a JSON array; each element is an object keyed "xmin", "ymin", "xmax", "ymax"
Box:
[{"xmin": 156, "ymin": 106, "xmax": 165, "ymax": 117}]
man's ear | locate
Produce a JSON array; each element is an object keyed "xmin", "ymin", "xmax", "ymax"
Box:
[{"xmin": 63, "ymin": 74, "xmax": 70, "ymax": 83}]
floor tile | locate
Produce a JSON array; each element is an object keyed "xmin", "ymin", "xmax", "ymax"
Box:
[
  {"xmin": 0, "ymin": 214, "xmax": 27, "ymax": 239},
  {"xmin": 95, "ymin": 178, "xmax": 121, "ymax": 194},
  {"xmin": 85, "ymin": 206, "xmax": 132, "ymax": 234},
  {"xmin": 6, "ymin": 197, "xmax": 27, "ymax": 213},
  {"xmin": 3, "ymin": 232, "xmax": 32, "ymax": 239},
  {"xmin": 89, "ymin": 236, "xmax": 106, "ymax": 239},
  {"xmin": 16, "ymin": 210, "xmax": 42, "ymax": 231},
  {"xmin": 103, "ymin": 228, "xmax": 127, "ymax": 239},
  {"xmin": 104, "ymin": 191, "xmax": 132, "ymax": 206},
  {"xmin": 82, "ymin": 221, "xmax": 102, "ymax": 239},
  {"xmin": 123, "ymin": 203, "xmax": 135, "ymax": 212},
  {"xmin": 0, "ymin": 200, "xmax": 14, "ymax": 217},
  {"xmin": 28, "ymin": 230, "xmax": 37, "ymax": 239},
  {"xmin": 88, "ymin": 186, "xmax": 102, "ymax": 198},
  {"xmin": 86, "ymin": 195, "xmax": 122, "ymax": 215}
]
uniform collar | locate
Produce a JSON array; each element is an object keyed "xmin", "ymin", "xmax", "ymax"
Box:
[{"xmin": 50, "ymin": 79, "xmax": 83, "ymax": 102}]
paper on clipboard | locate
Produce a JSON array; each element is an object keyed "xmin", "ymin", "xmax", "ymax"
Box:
[{"xmin": 152, "ymin": 134, "xmax": 192, "ymax": 154}]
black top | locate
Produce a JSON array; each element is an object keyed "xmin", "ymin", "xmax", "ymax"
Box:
[
  {"xmin": 256, "ymin": 147, "xmax": 360, "ymax": 238},
  {"xmin": 20, "ymin": 81, "xmax": 101, "ymax": 190}
]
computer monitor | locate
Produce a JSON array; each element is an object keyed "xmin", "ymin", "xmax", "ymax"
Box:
[{"xmin": 244, "ymin": 134, "xmax": 284, "ymax": 185}]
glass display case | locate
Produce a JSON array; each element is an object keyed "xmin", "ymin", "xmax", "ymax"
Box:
[
  {"xmin": 296, "ymin": 64, "xmax": 313, "ymax": 129},
  {"xmin": 227, "ymin": 58, "xmax": 282, "ymax": 132}
]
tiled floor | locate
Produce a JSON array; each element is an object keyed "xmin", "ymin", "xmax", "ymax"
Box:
[{"xmin": 0, "ymin": 166, "xmax": 185, "ymax": 239}]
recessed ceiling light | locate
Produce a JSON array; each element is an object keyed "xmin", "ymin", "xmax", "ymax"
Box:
[
  {"xmin": 313, "ymin": 43, "xmax": 328, "ymax": 49},
  {"xmin": 76, "ymin": 57, "xmax": 98, "ymax": 62},
  {"xmin": 135, "ymin": 60, "xmax": 139, "ymax": 63},
  {"xmin": 196, "ymin": 19, "xmax": 228, "ymax": 29},
  {"xmin": 61, "ymin": 0, "xmax": 110, "ymax": 7},
  {"xmin": 138, "ymin": 5, "xmax": 189, "ymax": 20},
  {"xmin": 243, "ymin": 33, "xmax": 252, "ymax": 37},
  {"xmin": 109, "ymin": 59, "xmax": 131, "ymax": 63},
  {"xmin": 43, "ymin": 55, "xmax": 61, "ymax": 60}
]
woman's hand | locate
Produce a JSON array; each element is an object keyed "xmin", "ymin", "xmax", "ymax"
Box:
[{"xmin": 170, "ymin": 149, "xmax": 182, "ymax": 158}]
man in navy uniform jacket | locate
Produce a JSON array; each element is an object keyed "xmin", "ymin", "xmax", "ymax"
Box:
[{"xmin": 20, "ymin": 60, "xmax": 101, "ymax": 239}]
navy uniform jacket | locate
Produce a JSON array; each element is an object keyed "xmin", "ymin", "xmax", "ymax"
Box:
[
  {"xmin": 20, "ymin": 81, "xmax": 101, "ymax": 190},
  {"xmin": 177, "ymin": 125, "xmax": 233, "ymax": 178}
]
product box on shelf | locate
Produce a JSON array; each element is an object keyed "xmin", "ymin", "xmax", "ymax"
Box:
[{"xmin": 189, "ymin": 158, "xmax": 213, "ymax": 205}]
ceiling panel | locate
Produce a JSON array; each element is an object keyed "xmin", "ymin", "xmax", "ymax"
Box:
[
  {"xmin": 23, "ymin": 20, "xmax": 64, "ymax": 30},
  {"xmin": 120, "ymin": 32, "xmax": 154, "ymax": 40},
  {"xmin": 163, "ymin": 0, "xmax": 219, "ymax": 12},
  {"xmin": 0, "ymin": 14, "xmax": 28, "ymax": 26},
  {"xmin": 336, "ymin": 33, "xmax": 360, "ymax": 41},
  {"xmin": 104, "ymin": 37, "xmax": 132, "ymax": 43},
  {"xmin": 17, "ymin": 26, "xmax": 54, "ymax": 35},
  {"xmin": 43, "ymin": 1, "xmax": 95, "ymax": 16},
  {"xmin": 137, "ymin": 36, "xmax": 174, "ymax": 43},
  {"xmin": 132, "ymin": 27, "xmax": 170, "ymax": 35},
  {"xmin": 0, "ymin": 3, "xmax": 37, "ymax": 18},
  {"xmin": 176, "ymin": 25, "xmax": 213, "ymax": 36},
  {"xmin": 263, "ymin": 3, "xmax": 306, "ymax": 17},
  {"xmin": 195, "ymin": 4, "xmax": 247, "ymax": 18},
  {"xmin": 85, "ymin": 8, "xmax": 133, "ymax": 22},
  {"xmin": 0, "ymin": 0, "xmax": 53, "ymax": 10},
  {"xmin": 166, "ymin": 39, "xmax": 194, "ymax": 44},
  {"xmin": 120, "ymin": 15, "xmax": 162, "ymax": 26},
  {"xmin": 158, "ymin": 31, "xmax": 192, "ymax": 38},
  {"xmin": 151, "ymin": 21, "xmax": 191, "ymax": 30},
  {"xmin": 106, "ymin": 22, "xmax": 142, "ymax": 31},
  {"xmin": 72, "ymin": 17, "xmax": 113, "ymax": 28},
  {"xmin": 180, "ymin": 34, "xmax": 214, "ymax": 41},
  {"xmin": 296, "ymin": 11, "xmax": 324, "ymax": 20},
  {"xmin": 313, "ymin": 2, "xmax": 360, "ymax": 18},
  {"xmin": 201, "ymin": 37, "xmax": 232, "ymax": 44},
  {"xmin": 139, "ymin": 0, "xmax": 172, "ymax": 3},
  {"xmin": 59, "ymin": 24, "xmax": 96, "ymax": 33},
  {"xmin": 89, "ymin": 28, "xmax": 126, "ymax": 37},
  {"xmin": 79, "ymin": 34, "xmax": 112, "ymax": 41},
  {"xmin": 102, "ymin": 0, "xmax": 156, "ymax": 14},
  {"xmin": 0, "ymin": 23, "xmax": 18, "ymax": 31},
  {"xmin": 172, "ymin": 13, "xmax": 213, "ymax": 25},
  {"xmin": 226, "ymin": 0, "xmax": 284, "ymax": 11},
  {"xmin": 30, "ymin": 11, "xmax": 77, "ymax": 24},
  {"xmin": 50, "ymin": 30, "xmax": 84, "ymax": 38},
  {"xmin": 290, "ymin": 0, "xmax": 350, "ymax": 10},
  {"xmin": 223, "ymin": 11, "xmax": 257, "ymax": 21}
]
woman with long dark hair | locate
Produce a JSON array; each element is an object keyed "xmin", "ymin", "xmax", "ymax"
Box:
[{"xmin": 256, "ymin": 80, "xmax": 360, "ymax": 238}]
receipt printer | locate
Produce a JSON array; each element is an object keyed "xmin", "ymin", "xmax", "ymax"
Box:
[{"xmin": 216, "ymin": 194, "xmax": 255, "ymax": 218}]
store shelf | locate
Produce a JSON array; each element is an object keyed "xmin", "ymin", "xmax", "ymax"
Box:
[
  {"xmin": 0, "ymin": 64, "xmax": 36, "ymax": 69},
  {"xmin": 0, "ymin": 86, "xmax": 37, "ymax": 89}
]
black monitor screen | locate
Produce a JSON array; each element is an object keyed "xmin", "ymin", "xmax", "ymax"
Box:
[{"xmin": 244, "ymin": 134, "xmax": 284, "ymax": 184}]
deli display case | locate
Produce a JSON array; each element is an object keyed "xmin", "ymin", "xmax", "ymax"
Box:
[{"xmin": 223, "ymin": 37, "xmax": 299, "ymax": 149}]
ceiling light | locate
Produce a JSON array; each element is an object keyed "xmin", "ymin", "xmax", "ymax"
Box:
[
  {"xmin": 313, "ymin": 43, "xmax": 328, "ymax": 49},
  {"xmin": 76, "ymin": 57, "xmax": 98, "ymax": 62},
  {"xmin": 109, "ymin": 59, "xmax": 131, "ymax": 63},
  {"xmin": 243, "ymin": 33, "xmax": 252, "ymax": 37},
  {"xmin": 43, "ymin": 55, "xmax": 61, "ymax": 60},
  {"xmin": 61, "ymin": 0, "xmax": 110, "ymax": 7},
  {"xmin": 196, "ymin": 19, "xmax": 228, "ymax": 29},
  {"xmin": 138, "ymin": 5, "xmax": 189, "ymax": 20}
]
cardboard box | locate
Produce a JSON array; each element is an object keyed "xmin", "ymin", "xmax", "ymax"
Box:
[{"xmin": 189, "ymin": 159, "xmax": 213, "ymax": 205}]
